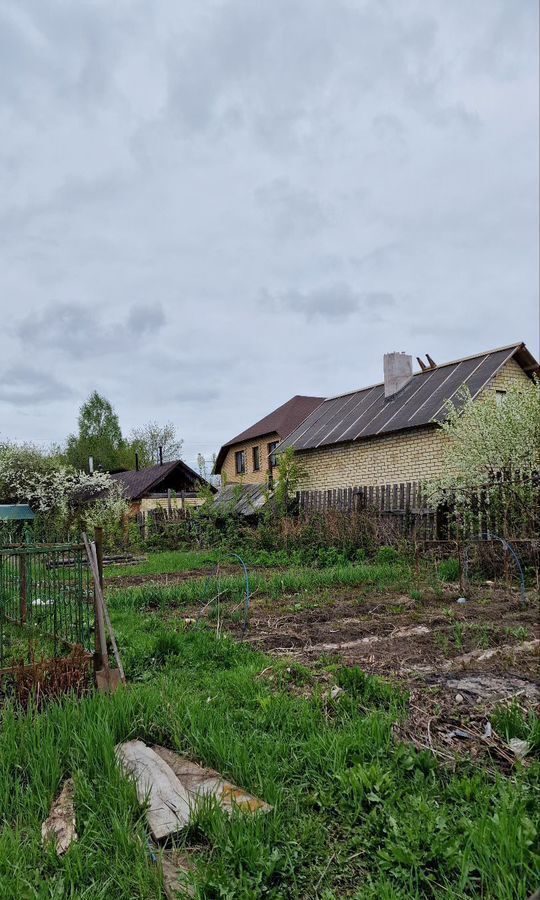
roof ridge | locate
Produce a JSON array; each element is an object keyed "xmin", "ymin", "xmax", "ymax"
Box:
[{"xmin": 324, "ymin": 343, "xmax": 523, "ymax": 402}]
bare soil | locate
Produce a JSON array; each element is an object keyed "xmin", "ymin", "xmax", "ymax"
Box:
[
  {"xmin": 107, "ymin": 565, "xmax": 283, "ymax": 589},
  {"xmin": 222, "ymin": 584, "xmax": 539, "ymax": 768},
  {"xmin": 224, "ymin": 585, "xmax": 539, "ymax": 709}
]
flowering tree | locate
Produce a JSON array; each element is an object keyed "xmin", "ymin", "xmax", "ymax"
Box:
[
  {"xmin": 430, "ymin": 378, "xmax": 540, "ymax": 534},
  {"xmin": 0, "ymin": 443, "xmax": 127, "ymax": 534}
]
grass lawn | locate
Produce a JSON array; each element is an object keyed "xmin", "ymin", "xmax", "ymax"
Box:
[
  {"xmin": 106, "ymin": 549, "xmax": 224, "ymax": 579},
  {"xmin": 0, "ymin": 554, "xmax": 538, "ymax": 898}
]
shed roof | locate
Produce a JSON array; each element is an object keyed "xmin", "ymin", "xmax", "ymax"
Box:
[
  {"xmin": 111, "ymin": 459, "xmax": 203, "ymax": 501},
  {"xmin": 278, "ymin": 342, "xmax": 539, "ymax": 453},
  {"xmin": 0, "ymin": 504, "xmax": 35, "ymax": 521},
  {"xmin": 213, "ymin": 483, "xmax": 269, "ymax": 517},
  {"xmin": 214, "ymin": 395, "xmax": 324, "ymax": 474}
]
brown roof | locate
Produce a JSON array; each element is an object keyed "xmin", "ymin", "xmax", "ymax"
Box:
[
  {"xmin": 111, "ymin": 459, "xmax": 204, "ymax": 501},
  {"xmin": 279, "ymin": 342, "xmax": 539, "ymax": 453},
  {"xmin": 214, "ymin": 395, "xmax": 324, "ymax": 474}
]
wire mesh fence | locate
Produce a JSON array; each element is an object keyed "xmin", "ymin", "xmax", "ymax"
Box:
[{"xmin": 0, "ymin": 541, "xmax": 95, "ymax": 671}]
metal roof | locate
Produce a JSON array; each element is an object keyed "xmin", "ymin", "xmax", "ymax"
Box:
[
  {"xmin": 0, "ymin": 504, "xmax": 35, "ymax": 521},
  {"xmin": 214, "ymin": 395, "xmax": 324, "ymax": 474},
  {"xmin": 213, "ymin": 483, "xmax": 269, "ymax": 517},
  {"xmin": 111, "ymin": 460, "xmax": 204, "ymax": 501},
  {"xmin": 279, "ymin": 343, "xmax": 539, "ymax": 453}
]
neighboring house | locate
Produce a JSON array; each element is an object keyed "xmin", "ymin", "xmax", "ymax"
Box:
[
  {"xmin": 278, "ymin": 343, "xmax": 540, "ymax": 491},
  {"xmin": 214, "ymin": 395, "xmax": 325, "ymax": 485},
  {"xmin": 111, "ymin": 459, "xmax": 210, "ymax": 516}
]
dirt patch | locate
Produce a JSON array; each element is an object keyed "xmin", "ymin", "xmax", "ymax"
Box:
[
  {"xmin": 107, "ymin": 564, "xmax": 283, "ymax": 589},
  {"xmin": 222, "ymin": 586, "xmax": 539, "ymax": 717}
]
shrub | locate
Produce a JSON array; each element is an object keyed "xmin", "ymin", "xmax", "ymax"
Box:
[
  {"xmin": 375, "ymin": 546, "xmax": 399, "ymax": 565},
  {"xmin": 439, "ymin": 557, "xmax": 460, "ymax": 582}
]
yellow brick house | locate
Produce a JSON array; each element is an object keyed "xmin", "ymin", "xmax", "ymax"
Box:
[
  {"xmin": 277, "ymin": 343, "xmax": 539, "ymax": 491},
  {"xmin": 214, "ymin": 395, "xmax": 324, "ymax": 485}
]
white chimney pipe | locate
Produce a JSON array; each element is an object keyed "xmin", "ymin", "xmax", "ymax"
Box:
[{"xmin": 384, "ymin": 352, "xmax": 413, "ymax": 399}]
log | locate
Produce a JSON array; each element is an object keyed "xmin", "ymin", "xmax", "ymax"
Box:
[{"xmin": 115, "ymin": 741, "xmax": 191, "ymax": 840}]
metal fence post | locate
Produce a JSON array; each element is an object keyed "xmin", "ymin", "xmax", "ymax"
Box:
[{"xmin": 19, "ymin": 552, "xmax": 27, "ymax": 625}]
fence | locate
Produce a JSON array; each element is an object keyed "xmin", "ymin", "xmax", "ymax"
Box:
[
  {"xmin": 297, "ymin": 482, "xmax": 439, "ymax": 540},
  {"xmin": 136, "ymin": 505, "xmax": 203, "ymax": 543},
  {"xmin": 0, "ymin": 541, "xmax": 95, "ymax": 672},
  {"xmin": 296, "ymin": 477, "xmax": 540, "ymax": 543}
]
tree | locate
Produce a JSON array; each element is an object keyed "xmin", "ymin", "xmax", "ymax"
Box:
[
  {"xmin": 430, "ymin": 378, "xmax": 540, "ymax": 530},
  {"xmin": 66, "ymin": 392, "xmax": 126, "ymax": 472},
  {"xmin": 0, "ymin": 441, "xmax": 127, "ymax": 531},
  {"xmin": 274, "ymin": 447, "xmax": 306, "ymax": 514},
  {"xmin": 129, "ymin": 421, "xmax": 183, "ymax": 468}
]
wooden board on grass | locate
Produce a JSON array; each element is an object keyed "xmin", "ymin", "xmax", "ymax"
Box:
[
  {"xmin": 153, "ymin": 745, "xmax": 272, "ymax": 815},
  {"xmin": 115, "ymin": 740, "xmax": 191, "ymax": 840}
]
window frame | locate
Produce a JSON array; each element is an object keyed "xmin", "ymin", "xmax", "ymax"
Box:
[
  {"xmin": 235, "ymin": 449, "xmax": 246, "ymax": 475},
  {"xmin": 267, "ymin": 440, "xmax": 279, "ymax": 470},
  {"xmin": 252, "ymin": 445, "xmax": 261, "ymax": 471}
]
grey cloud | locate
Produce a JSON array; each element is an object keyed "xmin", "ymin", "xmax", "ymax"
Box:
[
  {"xmin": 127, "ymin": 304, "xmax": 166, "ymax": 336},
  {"xmin": 165, "ymin": 0, "xmax": 464, "ymax": 145},
  {"xmin": 263, "ymin": 285, "xmax": 396, "ymax": 322},
  {"xmin": 174, "ymin": 387, "xmax": 220, "ymax": 404},
  {"xmin": 255, "ymin": 178, "xmax": 328, "ymax": 238},
  {"xmin": 17, "ymin": 302, "xmax": 166, "ymax": 358},
  {"xmin": 0, "ymin": 367, "xmax": 73, "ymax": 406}
]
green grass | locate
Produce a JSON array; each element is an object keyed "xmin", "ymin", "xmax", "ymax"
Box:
[
  {"xmin": 106, "ymin": 549, "xmax": 223, "ymax": 579},
  {"xmin": 0, "ymin": 553, "xmax": 538, "ymax": 899},
  {"xmin": 109, "ymin": 560, "xmax": 415, "ymax": 616},
  {"xmin": 0, "ymin": 606, "xmax": 538, "ymax": 898}
]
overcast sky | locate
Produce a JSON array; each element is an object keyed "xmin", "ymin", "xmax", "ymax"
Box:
[{"xmin": 1, "ymin": 0, "xmax": 538, "ymax": 469}]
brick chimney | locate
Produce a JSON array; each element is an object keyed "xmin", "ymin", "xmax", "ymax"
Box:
[{"xmin": 383, "ymin": 351, "xmax": 413, "ymax": 399}]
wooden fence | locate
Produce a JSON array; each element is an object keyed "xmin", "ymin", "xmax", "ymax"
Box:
[
  {"xmin": 297, "ymin": 482, "xmax": 438, "ymax": 539},
  {"xmin": 136, "ymin": 506, "xmax": 201, "ymax": 542},
  {"xmin": 296, "ymin": 478, "xmax": 540, "ymax": 543}
]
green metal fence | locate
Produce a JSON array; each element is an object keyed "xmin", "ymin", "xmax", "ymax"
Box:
[{"xmin": 0, "ymin": 542, "xmax": 95, "ymax": 671}]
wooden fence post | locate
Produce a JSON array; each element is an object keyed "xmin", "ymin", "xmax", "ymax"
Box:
[{"xmin": 94, "ymin": 527, "xmax": 104, "ymax": 670}]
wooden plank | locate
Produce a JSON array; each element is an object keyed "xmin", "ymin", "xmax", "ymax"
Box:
[
  {"xmin": 161, "ymin": 850, "xmax": 195, "ymax": 899},
  {"xmin": 116, "ymin": 741, "xmax": 192, "ymax": 840},
  {"xmin": 42, "ymin": 778, "xmax": 77, "ymax": 855},
  {"xmin": 153, "ymin": 746, "xmax": 272, "ymax": 815}
]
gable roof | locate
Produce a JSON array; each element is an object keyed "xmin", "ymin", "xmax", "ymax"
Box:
[
  {"xmin": 111, "ymin": 459, "xmax": 203, "ymax": 501},
  {"xmin": 278, "ymin": 342, "xmax": 539, "ymax": 454},
  {"xmin": 214, "ymin": 395, "xmax": 324, "ymax": 474}
]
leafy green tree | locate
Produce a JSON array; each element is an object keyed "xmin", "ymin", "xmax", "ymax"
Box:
[
  {"xmin": 430, "ymin": 378, "xmax": 540, "ymax": 531},
  {"xmin": 274, "ymin": 447, "xmax": 306, "ymax": 514},
  {"xmin": 129, "ymin": 421, "xmax": 183, "ymax": 468},
  {"xmin": 66, "ymin": 392, "xmax": 126, "ymax": 472}
]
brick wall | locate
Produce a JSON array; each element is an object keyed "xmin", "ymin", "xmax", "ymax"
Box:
[
  {"xmin": 220, "ymin": 432, "xmax": 279, "ymax": 484},
  {"xmin": 296, "ymin": 358, "xmax": 530, "ymax": 491}
]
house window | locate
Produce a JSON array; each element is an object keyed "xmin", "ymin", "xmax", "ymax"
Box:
[
  {"xmin": 496, "ymin": 390, "xmax": 507, "ymax": 406},
  {"xmin": 252, "ymin": 446, "xmax": 260, "ymax": 471},
  {"xmin": 268, "ymin": 441, "xmax": 278, "ymax": 469},
  {"xmin": 235, "ymin": 450, "xmax": 246, "ymax": 475}
]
